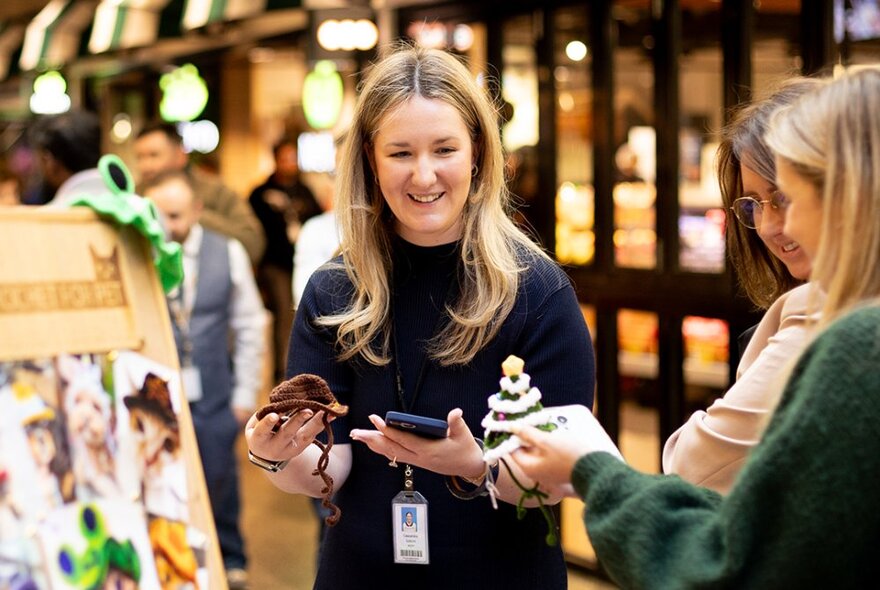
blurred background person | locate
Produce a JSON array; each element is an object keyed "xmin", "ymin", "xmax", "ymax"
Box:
[
  {"xmin": 249, "ymin": 138, "xmax": 321, "ymax": 381},
  {"xmin": 142, "ymin": 169, "xmax": 266, "ymax": 590},
  {"xmin": 289, "ymin": 137, "xmax": 343, "ymax": 552},
  {"xmin": 0, "ymin": 161, "xmax": 21, "ymax": 206},
  {"xmin": 134, "ymin": 121, "xmax": 265, "ymax": 265},
  {"xmin": 28, "ymin": 110, "xmax": 105, "ymax": 206},
  {"xmin": 291, "ymin": 183, "xmax": 339, "ymax": 310},
  {"xmin": 291, "ymin": 135, "xmax": 343, "ymax": 310}
]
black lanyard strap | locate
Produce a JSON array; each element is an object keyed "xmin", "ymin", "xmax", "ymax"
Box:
[
  {"xmin": 389, "ymin": 258, "xmax": 459, "ymax": 413},
  {"xmin": 391, "ymin": 328, "xmax": 431, "ymax": 413}
]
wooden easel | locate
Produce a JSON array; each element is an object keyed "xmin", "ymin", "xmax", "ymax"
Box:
[{"xmin": 0, "ymin": 207, "xmax": 226, "ymax": 589}]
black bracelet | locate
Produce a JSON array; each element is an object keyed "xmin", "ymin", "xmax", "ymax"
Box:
[{"xmin": 445, "ymin": 438, "xmax": 500, "ymax": 500}]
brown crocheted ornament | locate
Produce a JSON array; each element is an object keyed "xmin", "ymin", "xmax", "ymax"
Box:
[{"xmin": 255, "ymin": 374, "xmax": 349, "ymax": 526}]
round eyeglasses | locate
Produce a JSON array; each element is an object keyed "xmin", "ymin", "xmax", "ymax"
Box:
[{"xmin": 729, "ymin": 190, "xmax": 790, "ymax": 229}]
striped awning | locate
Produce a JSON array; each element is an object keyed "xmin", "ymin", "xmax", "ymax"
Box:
[
  {"xmin": 19, "ymin": 0, "xmax": 95, "ymax": 71},
  {"xmin": 89, "ymin": 0, "xmax": 170, "ymax": 54},
  {"xmin": 0, "ymin": 23, "xmax": 26, "ymax": 81},
  {"xmin": 181, "ymin": 0, "xmax": 269, "ymax": 31}
]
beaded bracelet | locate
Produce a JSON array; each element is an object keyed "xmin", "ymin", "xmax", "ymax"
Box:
[{"xmin": 445, "ymin": 438, "xmax": 500, "ymax": 500}]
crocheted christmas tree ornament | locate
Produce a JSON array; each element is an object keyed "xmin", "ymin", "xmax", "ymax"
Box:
[
  {"xmin": 481, "ymin": 355, "xmax": 559, "ymax": 545},
  {"xmin": 482, "ymin": 355, "xmax": 557, "ymax": 462}
]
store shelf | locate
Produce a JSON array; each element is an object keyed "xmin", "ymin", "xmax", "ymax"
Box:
[
  {"xmin": 618, "ymin": 350, "xmax": 728, "ymax": 389},
  {"xmin": 683, "ymin": 357, "xmax": 729, "ymax": 389},
  {"xmin": 618, "ymin": 350, "xmax": 658, "ymax": 379}
]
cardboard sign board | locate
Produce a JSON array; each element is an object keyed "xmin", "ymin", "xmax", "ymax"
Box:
[
  {"xmin": 0, "ymin": 207, "xmax": 225, "ymax": 590},
  {"xmin": 0, "ymin": 209, "xmax": 143, "ymax": 360}
]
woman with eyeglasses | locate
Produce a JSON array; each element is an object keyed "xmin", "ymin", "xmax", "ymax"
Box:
[{"xmin": 662, "ymin": 77, "xmax": 827, "ymax": 494}]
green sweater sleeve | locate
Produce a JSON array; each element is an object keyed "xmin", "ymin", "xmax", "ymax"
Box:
[{"xmin": 573, "ymin": 307, "xmax": 880, "ymax": 589}]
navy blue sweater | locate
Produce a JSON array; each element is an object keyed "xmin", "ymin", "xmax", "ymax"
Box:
[{"xmin": 288, "ymin": 238, "xmax": 595, "ymax": 589}]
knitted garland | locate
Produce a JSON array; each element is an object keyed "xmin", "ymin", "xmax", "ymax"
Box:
[{"xmin": 256, "ymin": 374, "xmax": 349, "ymax": 526}]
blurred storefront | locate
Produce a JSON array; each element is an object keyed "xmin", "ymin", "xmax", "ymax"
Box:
[
  {"xmin": 0, "ymin": 0, "xmax": 368, "ymax": 199},
  {"xmin": 391, "ymin": 0, "xmax": 880, "ymax": 571},
  {"xmin": 385, "ymin": 0, "xmax": 806, "ymax": 443}
]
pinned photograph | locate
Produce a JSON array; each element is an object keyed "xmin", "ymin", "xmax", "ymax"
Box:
[
  {"xmin": 0, "ymin": 360, "xmax": 74, "ymax": 588},
  {"xmin": 37, "ymin": 499, "xmax": 161, "ymax": 589},
  {"xmin": 112, "ymin": 352, "xmax": 188, "ymax": 522},
  {"xmin": 0, "ymin": 452, "xmax": 48, "ymax": 590},
  {"xmin": 0, "ymin": 360, "xmax": 75, "ymax": 518},
  {"xmin": 149, "ymin": 516, "xmax": 208, "ymax": 590},
  {"xmin": 59, "ymin": 354, "xmax": 124, "ymax": 500}
]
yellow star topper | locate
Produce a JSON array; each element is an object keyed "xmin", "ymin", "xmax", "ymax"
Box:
[{"xmin": 501, "ymin": 355, "xmax": 525, "ymax": 377}]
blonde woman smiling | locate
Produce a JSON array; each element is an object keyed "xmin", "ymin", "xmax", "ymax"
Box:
[{"xmin": 246, "ymin": 45, "xmax": 594, "ymax": 589}]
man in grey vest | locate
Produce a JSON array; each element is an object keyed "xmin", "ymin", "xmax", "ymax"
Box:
[
  {"xmin": 143, "ymin": 170, "xmax": 266, "ymax": 590},
  {"xmin": 134, "ymin": 121, "xmax": 266, "ymax": 266}
]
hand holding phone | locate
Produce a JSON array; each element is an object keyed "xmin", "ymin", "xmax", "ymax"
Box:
[{"xmin": 384, "ymin": 411, "xmax": 449, "ymax": 439}]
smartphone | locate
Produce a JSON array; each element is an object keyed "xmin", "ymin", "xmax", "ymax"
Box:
[{"xmin": 384, "ymin": 411, "xmax": 449, "ymax": 439}]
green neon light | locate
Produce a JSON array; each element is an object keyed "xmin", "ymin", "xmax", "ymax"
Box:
[
  {"xmin": 302, "ymin": 60, "xmax": 343, "ymax": 130},
  {"xmin": 159, "ymin": 63, "xmax": 209, "ymax": 122}
]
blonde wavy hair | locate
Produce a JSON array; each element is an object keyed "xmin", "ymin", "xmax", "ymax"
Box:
[
  {"xmin": 765, "ymin": 66, "xmax": 880, "ymax": 327},
  {"xmin": 318, "ymin": 45, "xmax": 548, "ymax": 367}
]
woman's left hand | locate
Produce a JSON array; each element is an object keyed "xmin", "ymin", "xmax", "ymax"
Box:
[{"xmin": 350, "ymin": 408, "xmax": 485, "ymax": 480}]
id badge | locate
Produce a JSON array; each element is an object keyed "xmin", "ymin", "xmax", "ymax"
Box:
[
  {"xmin": 181, "ymin": 365, "xmax": 203, "ymax": 402},
  {"xmin": 391, "ymin": 491, "xmax": 429, "ymax": 564}
]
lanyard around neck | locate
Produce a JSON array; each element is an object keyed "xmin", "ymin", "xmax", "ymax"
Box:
[
  {"xmin": 169, "ymin": 287, "xmax": 195, "ymax": 366},
  {"xmin": 389, "ymin": 260, "xmax": 459, "ymax": 413},
  {"xmin": 391, "ymin": 327, "xmax": 431, "ymax": 413}
]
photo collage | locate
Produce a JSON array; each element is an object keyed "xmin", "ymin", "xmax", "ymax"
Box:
[{"xmin": 0, "ymin": 351, "xmax": 207, "ymax": 590}]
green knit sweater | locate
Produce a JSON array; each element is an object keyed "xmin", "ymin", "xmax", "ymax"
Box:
[{"xmin": 574, "ymin": 306, "xmax": 880, "ymax": 589}]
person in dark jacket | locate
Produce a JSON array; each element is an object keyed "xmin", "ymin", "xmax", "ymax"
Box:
[{"xmin": 248, "ymin": 139, "xmax": 321, "ymax": 380}]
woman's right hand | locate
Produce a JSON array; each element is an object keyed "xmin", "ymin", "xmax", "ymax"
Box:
[
  {"xmin": 510, "ymin": 406, "xmax": 624, "ymax": 493},
  {"xmin": 245, "ymin": 409, "xmax": 328, "ymax": 462}
]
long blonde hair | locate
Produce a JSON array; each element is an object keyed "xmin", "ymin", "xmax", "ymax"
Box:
[
  {"xmin": 765, "ymin": 66, "xmax": 880, "ymax": 326},
  {"xmin": 320, "ymin": 45, "xmax": 548, "ymax": 366}
]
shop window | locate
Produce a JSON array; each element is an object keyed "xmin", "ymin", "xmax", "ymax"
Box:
[
  {"xmin": 682, "ymin": 315, "xmax": 729, "ymax": 391},
  {"xmin": 553, "ymin": 6, "xmax": 594, "ymax": 266},
  {"xmin": 616, "ymin": 310, "xmax": 730, "ymax": 392},
  {"xmin": 614, "ymin": 2, "xmax": 656, "ymax": 269},
  {"xmin": 501, "ymin": 13, "xmax": 541, "ymax": 240},
  {"xmin": 678, "ymin": 3, "xmax": 725, "ymax": 273},
  {"xmin": 615, "ymin": 310, "xmax": 731, "ymax": 471},
  {"xmin": 754, "ymin": 1, "xmax": 803, "ymax": 98},
  {"xmin": 616, "ymin": 308, "xmax": 660, "ymax": 470},
  {"xmin": 833, "ymin": 0, "xmax": 880, "ymax": 66}
]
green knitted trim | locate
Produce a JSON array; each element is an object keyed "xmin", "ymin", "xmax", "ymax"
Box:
[
  {"xmin": 69, "ymin": 155, "xmax": 183, "ymax": 293},
  {"xmin": 500, "ymin": 457, "xmax": 558, "ymax": 546}
]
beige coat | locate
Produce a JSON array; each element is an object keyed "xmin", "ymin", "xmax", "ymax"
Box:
[{"xmin": 662, "ymin": 282, "xmax": 822, "ymax": 494}]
